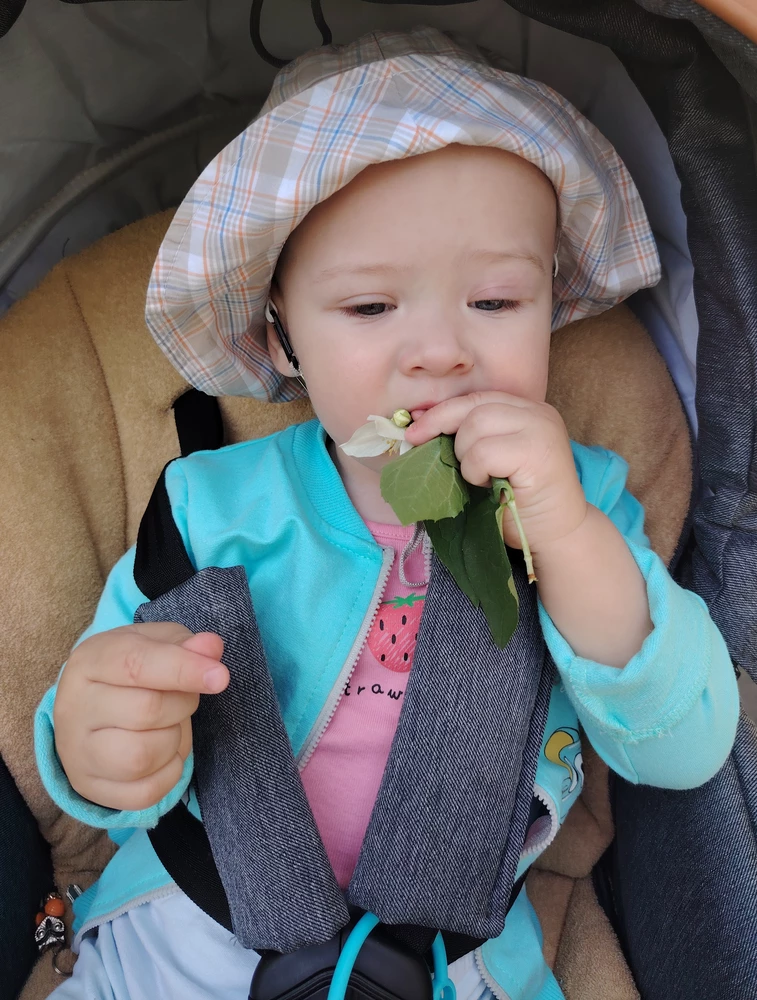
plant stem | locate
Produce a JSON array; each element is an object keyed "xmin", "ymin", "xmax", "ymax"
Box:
[{"xmin": 498, "ymin": 480, "xmax": 537, "ymax": 584}]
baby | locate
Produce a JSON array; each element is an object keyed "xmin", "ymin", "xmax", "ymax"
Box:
[{"xmin": 37, "ymin": 27, "xmax": 739, "ymax": 1000}]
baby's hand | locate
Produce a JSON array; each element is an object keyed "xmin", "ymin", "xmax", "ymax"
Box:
[
  {"xmin": 53, "ymin": 623, "xmax": 229, "ymax": 812},
  {"xmin": 405, "ymin": 391, "xmax": 587, "ymax": 555}
]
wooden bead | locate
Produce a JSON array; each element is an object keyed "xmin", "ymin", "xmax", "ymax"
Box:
[{"xmin": 44, "ymin": 898, "xmax": 65, "ymax": 918}]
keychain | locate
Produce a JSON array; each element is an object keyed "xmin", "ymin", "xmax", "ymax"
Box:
[{"xmin": 34, "ymin": 884, "xmax": 82, "ymax": 977}]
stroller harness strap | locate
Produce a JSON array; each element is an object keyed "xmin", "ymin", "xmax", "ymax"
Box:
[
  {"xmin": 134, "ymin": 390, "xmax": 551, "ymax": 954},
  {"xmin": 138, "ymin": 562, "xmax": 351, "ymax": 952}
]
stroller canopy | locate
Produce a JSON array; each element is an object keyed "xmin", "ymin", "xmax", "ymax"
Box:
[{"xmin": 1, "ymin": 0, "xmax": 755, "ymax": 680}]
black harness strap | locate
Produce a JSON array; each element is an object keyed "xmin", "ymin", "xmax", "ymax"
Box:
[
  {"xmin": 142, "ymin": 389, "xmax": 235, "ymax": 927},
  {"xmin": 172, "ymin": 386, "xmax": 225, "ymax": 458},
  {"xmin": 134, "ymin": 390, "xmax": 224, "ymax": 601},
  {"xmin": 134, "ymin": 465, "xmax": 195, "ymax": 602},
  {"xmin": 148, "ymin": 799, "xmax": 233, "ymax": 933}
]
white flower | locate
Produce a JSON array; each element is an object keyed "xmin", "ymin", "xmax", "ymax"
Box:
[{"xmin": 340, "ymin": 414, "xmax": 415, "ymax": 457}]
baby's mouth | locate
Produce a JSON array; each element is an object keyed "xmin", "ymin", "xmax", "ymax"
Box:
[{"xmin": 407, "ymin": 400, "xmax": 439, "ymax": 419}]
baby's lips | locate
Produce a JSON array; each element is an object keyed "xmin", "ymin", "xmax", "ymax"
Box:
[
  {"xmin": 409, "ymin": 397, "xmax": 448, "ymax": 421},
  {"xmin": 409, "ymin": 405, "xmax": 437, "ymax": 426}
]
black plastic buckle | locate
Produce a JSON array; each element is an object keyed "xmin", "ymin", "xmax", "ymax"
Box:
[{"xmin": 249, "ymin": 910, "xmax": 433, "ymax": 1000}]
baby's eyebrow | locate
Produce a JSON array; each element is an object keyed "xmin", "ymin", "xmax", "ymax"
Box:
[
  {"xmin": 467, "ymin": 249, "xmax": 548, "ymax": 274},
  {"xmin": 315, "ymin": 262, "xmax": 404, "ymax": 281},
  {"xmin": 315, "ymin": 251, "xmax": 547, "ymax": 282}
]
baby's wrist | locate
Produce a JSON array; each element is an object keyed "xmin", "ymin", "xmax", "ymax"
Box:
[{"xmin": 526, "ymin": 496, "xmax": 590, "ymax": 565}]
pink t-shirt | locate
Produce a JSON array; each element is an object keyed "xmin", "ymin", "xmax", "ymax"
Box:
[{"xmin": 300, "ymin": 521, "xmax": 428, "ymax": 888}]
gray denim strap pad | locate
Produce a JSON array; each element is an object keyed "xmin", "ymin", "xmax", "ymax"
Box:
[
  {"xmin": 348, "ymin": 555, "xmax": 552, "ymax": 940},
  {"xmin": 135, "ymin": 565, "xmax": 349, "ymax": 952},
  {"xmin": 135, "ymin": 555, "xmax": 550, "ymax": 949}
]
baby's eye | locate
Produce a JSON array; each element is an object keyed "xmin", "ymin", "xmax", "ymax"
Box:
[
  {"xmin": 342, "ymin": 303, "xmax": 393, "ymax": 317},
  {"xmin": 471, "ymin": 299, "xmax": 520, "ymax": 312}
]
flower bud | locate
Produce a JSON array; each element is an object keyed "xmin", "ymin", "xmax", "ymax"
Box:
[{"xmin": 391, "ymin": 409, "xmax": 412, "ymax": 429}]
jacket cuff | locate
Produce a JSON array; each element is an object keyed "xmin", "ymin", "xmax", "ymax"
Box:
[
  {"xmin": 538, "ymin": 540, "xmax": 710, "ymax": 743},
  {"xmin": 34, "ymin": 684, "xmax": 194, "ymax": 830}
]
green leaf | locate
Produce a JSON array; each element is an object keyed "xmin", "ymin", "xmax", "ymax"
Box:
[
  {"xmin": 380, "ymin": 437, "xmax": 469, "ymax": 525},
  {"xmin": 423, "ymin": 513, "xmax": 479, "ymax": 607},
  {"xmin": 491, "ymin": 477, "xmax": 511, "ymax": 504},
  {"xmin": 379, "ymin": 434, "xmax": 521, "ymax": 648},
  {"xmin": 461, "ymin": 486, "xmax": 519, "ymax": 648},
  {"xmin": 439, "ymin": 434, "xmax": 460, "ymax": 469}
]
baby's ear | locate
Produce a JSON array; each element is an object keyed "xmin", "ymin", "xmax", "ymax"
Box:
[
  {"xmin": 264, "ymin": 293, "xmax": 293, "ymax": 377},
  {"xmin": 265, "ymin": 321, "xmax": 290, "ymax": 376}
]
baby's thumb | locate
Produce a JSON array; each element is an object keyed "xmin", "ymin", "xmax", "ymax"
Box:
[{"xmin": 180, "ymin": 631, "xmax": 225, "ymax": 662}]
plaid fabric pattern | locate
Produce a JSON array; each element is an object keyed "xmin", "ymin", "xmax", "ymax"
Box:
[{"xmin": 145, "ymin": 26, "xmax": 661, "ymax": 401}]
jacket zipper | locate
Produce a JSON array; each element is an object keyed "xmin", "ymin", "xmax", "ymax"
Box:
[
  {"xmin": 472, "ymin": 785, "xmax": 559, "ymax": 1000},
  {"xmin": 520, "ymin": 783, "xmax": 560, "ymax": 859},
  {"xmin": 474, "ymin": 946, "xmax": 512, "ymax": 1000},
  {"xmin": 296, "ymin": 545, "xmax": 395, "ymax": 769}
]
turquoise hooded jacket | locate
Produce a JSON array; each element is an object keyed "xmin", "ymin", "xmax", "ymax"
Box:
[{"xmin": 35, "ymin": 420, "xmax": 739, "ymax": 999}]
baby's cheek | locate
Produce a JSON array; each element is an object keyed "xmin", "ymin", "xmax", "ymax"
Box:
[{"xmin": 511, "ymin": 361, "xmax": 550, "ymax": 404}]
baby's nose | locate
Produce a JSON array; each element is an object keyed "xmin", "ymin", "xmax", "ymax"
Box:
[{"xmin": 400, "ymin": 325, "xmax": 474, "ymax": 378}]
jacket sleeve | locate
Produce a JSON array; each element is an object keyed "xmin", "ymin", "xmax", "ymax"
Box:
[
  {"xmin": 34, "ymin": 462, "xmax": 195, "ymax": 830},
  {"xmin": 538, "ymin": 444, "xmax": 740, "ymax": 789}
]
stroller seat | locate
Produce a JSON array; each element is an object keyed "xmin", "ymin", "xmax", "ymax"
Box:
[{"xmin": 0, "ymin": 211, "xmax": 693, "ymax": 999}]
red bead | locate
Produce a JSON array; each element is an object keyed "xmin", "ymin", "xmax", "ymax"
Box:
[
  {"xmin": 35, "ymin": 912, "xmax": 44, "ymax": 926},
  {"xmin": 44, "ymin": 898, "xmax": 65, "ymax": 918}
]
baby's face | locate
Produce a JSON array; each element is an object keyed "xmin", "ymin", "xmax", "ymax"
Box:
[{"xmin": 268, "ymin": 144, "xmax": 557, "ymax": 473}]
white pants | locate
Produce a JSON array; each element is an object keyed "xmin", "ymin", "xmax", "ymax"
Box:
[{"xmin": 51, "ymin": 891, "xmax": 495, "ymax": 1000}]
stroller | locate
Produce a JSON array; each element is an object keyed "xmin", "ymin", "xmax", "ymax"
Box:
[{"xmin": 0, "ymin": 1, "xmax": 756, "ymax": 998}]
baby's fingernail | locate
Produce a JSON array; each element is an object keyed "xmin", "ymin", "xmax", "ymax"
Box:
[{"xmin": 204, "ymin": 667, "xmax": 228, "ymax": 692}]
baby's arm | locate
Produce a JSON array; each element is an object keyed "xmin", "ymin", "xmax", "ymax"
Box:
[
  {"xmin": 534, "ymin": 500, "xmax": 651, "ymax": 668},
  {"xmin": 539, "ymin": 445, "xmax": 740, "ymax": 789},
  {"xmin": 406, "ymin": 394, "xmax": 739, "ymax": 790},
  {"xmin": 35, "ymin": 464, "xmax": 229, "ymax": 828}
]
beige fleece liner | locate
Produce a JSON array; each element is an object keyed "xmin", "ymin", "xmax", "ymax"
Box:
[{"xmin": 0, "ymin": 212, "xmax": 690, "ymax": 999}]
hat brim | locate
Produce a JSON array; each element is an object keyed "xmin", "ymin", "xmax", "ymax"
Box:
[{"xmin": 145, "ymin": 28, "xmax": 660, "ymax": 401}]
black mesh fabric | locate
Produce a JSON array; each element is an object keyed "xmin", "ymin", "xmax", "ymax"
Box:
[
  {"xmin": 0, "ymin": 755, "xmax": 53, "ymax": 1000},
  {"xmin": 0, "ymin": 0, "xmax": 24, "ymax": 38}
]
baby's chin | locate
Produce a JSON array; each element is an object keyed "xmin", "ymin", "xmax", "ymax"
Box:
[
  {"xmin": 328, "ymin": 439, "xmax": 394, "ymax": 476},
  {"xmin": 351, "ymin": 452, "xmax": 396, "ymax": 474}
]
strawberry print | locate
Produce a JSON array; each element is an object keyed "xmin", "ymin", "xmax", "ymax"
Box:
[{"xmin": 367, "ymin": 593, "xmax": 425, "ymax": 673}]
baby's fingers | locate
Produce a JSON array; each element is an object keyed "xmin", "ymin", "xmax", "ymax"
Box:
[
  {"xmin": 85, "ymin": 725, "xmax": 185, "ymax": 784},
  {"xmin": 74, "ymin": 750, "xmax": 189, "ymax": 813},
  {"xmin": 84, "ymin": 629, "xmax": 229, "ymax": 694},
  {"xmin": 181, "ymin": 631, "xmax": 225, "ymax": 661},
  {"xmin": 87, "ymin": 687, "xmax": 200, "ymax": 732},
  {"xmin": 407, "ymin": 391, "xmax": 532, "ymax": 445},
  {"xmin": 458, "ymin": 433, "xmax": 532, "ymax": 488}
]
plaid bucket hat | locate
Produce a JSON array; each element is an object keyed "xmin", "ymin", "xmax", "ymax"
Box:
[{"xmin": 145, "ymin": 26, "xmax": 661, "ymax": 402}]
